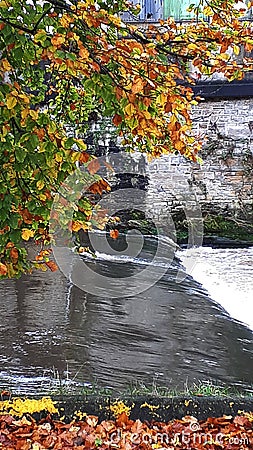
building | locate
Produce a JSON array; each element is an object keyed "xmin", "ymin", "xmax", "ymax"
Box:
[
  {"xmin": 122, "ymin": 0, "xmax": 252, "ymax": 23},
  {"xmin": 122, "ymin": 0, "xmax": 197, "ymax": 22}
]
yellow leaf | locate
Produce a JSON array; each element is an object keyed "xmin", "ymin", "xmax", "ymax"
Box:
[
  {"xmin": 156, "ymin": 93, "xmax": 167, "ymax": 106},
  {"xmin": 1, "ymin": 58, "xmax": 12, "ymax": 71},
  {"xmin": 55, "ymin": 153, "xmax": 63, "ymax": 162},
  {"xmin": 187, "ymin": 43, "xmax": 198, "ymax": 51},
  {"xmin": 76, "ymin": 139, "xmax": 87, "ymax": 150},
  {"xmin": 174, "ymin": 140, "xmax": 185, "ymax": 151},
  {"xmin": 18, "ymin": 93, "xmax": 30, "ymax": 104},
  {"xmin": 124, "ymin": 103, "xmax": 135, "ymax": 116},
  {"xmin": 219, "ymin": 52, "xmax": 229, "ymax": 61},
  {"xmin": 72, "ymin": 220, "xmax": 90, "ymax": 232},
  {"xmin": 48, "ymin": 122, "xmax": 57, "ymax": 134},
  {"xmin": 70, "ymin": 151, "xmax": 80, "ymax": 163},
  {"xmin": 6, "ymin": 96, "xmax": 17, "ymax": 110},
  {"xmin": 30, "ymin": 109, "xmax": 39, "ymax": 120},
  {"xmin": 142, "ymin": 110, "xmax": 152, "ymax": 120},
  {"xmin": 233, "ymin": 45, "xmax": 240, "ymax": 56},
  {"xmin": 203, "ymin": 5, "xmax": 213, "ymax": 16},
  {"xmin": 21, "ymin": 108, "xmax": 30, "ymax": 119},
  {"xmin": 2, "ymin": 125, "xmax": 8, "ymax": 137},
  {"xmin": 34, "ymin": 29, "xmax": 47, "ymax": 43},
  {"xmin": 37, "ymin": 180, "xmax": 45, "ymax": 190},
  {"xmin": 60, "ymin": 14, "xmax": 73, "ymax": 28},
  {"xmin": 21, "ymin": 229, "xmax": 35, "ymax": 241}
]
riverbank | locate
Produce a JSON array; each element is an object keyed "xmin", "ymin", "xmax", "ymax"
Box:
[
  {"xmin": 0, "ymin": 394, "xmax": 253, "ymax": 448},
  {"xmin": 105, "ymin": 210, "xmax": 253, "ymax": 248},
  {"xmin": 0, "ymin": 393, "xmax": 253, "ymax": 422}
]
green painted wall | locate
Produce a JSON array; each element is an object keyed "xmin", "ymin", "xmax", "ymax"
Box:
[{"xmin": 164, "ymin": 0, "xmax": 196, "ymax": 20}]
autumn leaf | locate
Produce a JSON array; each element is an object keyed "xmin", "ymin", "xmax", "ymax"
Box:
[
  {"xmin": 6, "ymin": 242, "xmax": 14, "ymax": 249},
  {"xmin": 45, "ymin": 261, "xmax": 58, "ymax": 272},
  {"xmin": 72, "ymin": 221, "xmax": 90, "ymax": 232},
  {"xmin": 51, "ymin": 33, "xmax": 65, "ymax": 47},
  {"xmin": 132, "ymin": 78, "xmax": 144, "ymax": 94},
  {"xmin": 89, "ymin": 179, "xmax": 110, "ymax": 195},
  {"xmin": 21, "ymin": 108, "xmax": 30, "ymax": 119},
  {"xmin": 88, "ymin": 158, "xmax": 100, "ymax": 175},
  {"xmin": 79, "ymin": 47, "xmax": 89, "ymax": 59},
  {"xmin": 36, "ymin": 180, "xmax": 45, "ymax": 190},
  {"xmin": 112, "ymin": 114, "xmax": 122, "ymax": 126},
  {"xmin": 21, "ymin": 229, "xmax": 35, "ymax": 241},
  {"xmin": 174, "ymin": 140, "xmax": 186, "ymax": 151},
  {"xmin": 29, "ymin": 109, "xmax": 39, "ymax": 121},
  {"xmin": 6, "ymin": 96, "xmax": 17, "ymax": 110},
  {"xmin": 124, "ymin": 103, "xmax": 135, "ymax": 116},
  {"xmin": 10, "ymin": 248, "xmax": 19, "ymax": 262},
  {"xmin": 0, "ymin": 263, "xmax": 7, "ymax": 276},
  {"xmin": 79, "ymin": 152, "xmax": 90, "ymax": 164},
  {"xmin": 1, "ymin": 58, "xmax": 12, "ymax": 71},
  {"xmin": 110, "ymin": 229, "xmax": 119, "ymax": 240},
  {"xmin": 86, "ymin": 416, "xmax": 98, "ymax": 427}
]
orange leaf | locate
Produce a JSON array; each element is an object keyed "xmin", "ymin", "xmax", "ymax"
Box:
[
  {"xmin": 90, "ymin": 61, "xmax": 100, "ymax": 72},
  {"xmin": 45, "ymin": 261, "xmax": 58, "ymax": 272},
  {"xmin": 165, "ymin": 101, "xmax": 172, "ymax": 113},
  {"xmin": 110, "ymin": 229, "xmax": 119, "ymax": 240},
  {"xmin": 89, "ymin": 181, "xmax": 103, "ymax": 195},
  {"xmin": 6, "ymin": 242, "xmax": 14, "ymax": 249},
  {"xmin": 51, "ymin": 33, "xmax": 65, "ymax": 47},
  {"xmin": 35, "ymin": 128, "xmax": 45, "ymax": 141},
  {"xmin": 10, "ymin": 248, "xmax": 19, "ymax": 262},
  {"xmin": 112, "ymin": 114, "xmax": 122, "ymax": 126},
  {"xmin": 89, "ymin": 179, "xmax": 110, "ymax": 195},
  {"xmin": 79, "ymin": 152, "xmax": 90, "ymax": 163},
  {"xmin": 0, "ymin": 263, "xmax": 7, "ymax": 276},
  {"xmin": 71, "ymin": 221, "xmax": 82, "ymax": 232},
  {"xmin": 86, "ymin": 416, "xmax": 98, "ymax": 427},
  {"xmin": 174, "ymin": 140, "xmax": 185, "ymax": 151},
  {"xmin": 21, "ymin": 208, "xmax": 34, "ymax": 224},
  {"xmin": 116, "ymin": 412, "xmax": 130, "ymax": 427},
  {"xmin": 88, "ymin": 158, "xmax": 100, "ymax": 175},
  {"xmin": 132, "ymin": 78, "xmax": 144, "ymax": 94},
  {"xmin": 79, "ymin": 47, "xmax": 89, "ymax": 59}
]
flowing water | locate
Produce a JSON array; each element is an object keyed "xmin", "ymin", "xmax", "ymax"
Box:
[{"xmin": 0, "ymin": 236, "xmax": 252, "ymax": 395}]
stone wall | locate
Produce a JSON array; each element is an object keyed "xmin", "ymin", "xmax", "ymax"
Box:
[{"xmin": 145, "ymin": 98, "xmax": 253, "ymax": 227}]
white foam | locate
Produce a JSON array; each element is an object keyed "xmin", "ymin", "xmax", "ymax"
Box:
[{"xmin": 179, "ymin": 247, "xmax": 253, "ymax": 330}]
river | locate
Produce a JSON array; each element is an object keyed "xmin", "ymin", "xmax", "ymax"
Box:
[{"xmin": 0, "ymin": 237, "xmax": 252, "ymax": 395}]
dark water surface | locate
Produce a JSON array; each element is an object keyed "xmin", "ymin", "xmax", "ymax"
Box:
[{"xmin": 0, "ymin": 236, "xmax": 252, "ymax": 394}]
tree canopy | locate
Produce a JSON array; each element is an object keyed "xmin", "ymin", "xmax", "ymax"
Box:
[{"xmin": 0, "ymin": 0, "xmax": 252, "ymax": 277}]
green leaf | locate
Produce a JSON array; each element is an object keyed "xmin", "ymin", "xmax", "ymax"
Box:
[
  {"xmin": 16, "ymin": 147, "xmax": 26, "ymax": 163},
  {"xmin": 64, "ymin": 137, "xmax": 75, "ymax": 149},
  {"xmin": 8, "ymin": 213, "xmax": 19, "ymax": 229}
]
